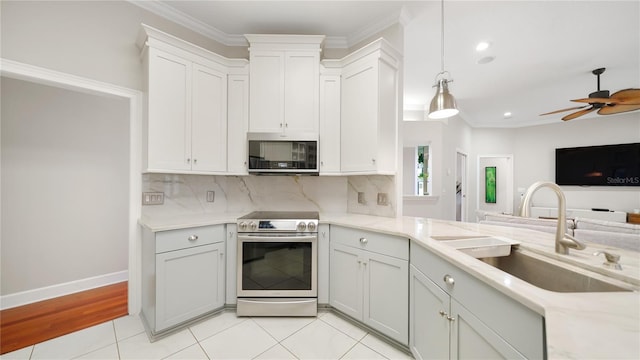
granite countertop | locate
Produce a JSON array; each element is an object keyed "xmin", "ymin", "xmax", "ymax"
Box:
[{"xmin": 139, "ymin": 212, "xmax": 640, "ymax": 359}]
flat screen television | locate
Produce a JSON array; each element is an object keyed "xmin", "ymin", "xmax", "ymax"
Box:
[{"xmin": 555, "ymin": 143, "xmax": 640, "ymax": 186}]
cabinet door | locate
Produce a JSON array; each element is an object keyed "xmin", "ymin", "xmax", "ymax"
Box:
[
  {"xmin": 341, "ymin": 59, "xmax": 378, "ymax": 172},
  {"xmin": 329, "ymin": 243, "xmax": 362, "ymax": 320},
  {"xmin": 364, "ymin": 251, "xmax": 409, "ymax": 344},
  {"xmin": 319, "ymin": 74, "xmax": 341, "ymax": 174},
  {"xmin": 147, "ymin": 48, "xmax": 191, "ymax": 171},
  {"xmin": 191, "ymin": 63, "xmax": 227, "ymax": 172},
  {"xmin": 317, "ymin": 224, "xmax": 331, "ymax": 305},
  {"xmin": 227, "ymin": 74, "xmax": 249, "ymax": 174},
  {"xmin": 249, "ymin": 51, "xmax": 285, "ymax": 133},
  {"xmin": 155, "ymin": 242, "xmax": 225, "ymax": 331},
  {"xmin": 450, "ymin": 299, "xmax": 526, "ymax": 360},
  {"xmin": 409, "ymin": 265, "xmax": 450, "ymax": 360},
  {"xmin": 284, "ymin": 52, "xmax": 319, "ymax": 133}
]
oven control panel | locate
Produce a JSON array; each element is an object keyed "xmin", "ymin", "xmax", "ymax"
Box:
[{"xmin": 237, "ymin": 219, "xmax": 318, "ymax": 233}]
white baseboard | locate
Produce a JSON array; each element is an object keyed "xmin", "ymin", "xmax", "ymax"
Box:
[{"xmin": 0, "ymin": 270, "xmax": 128, "ymax": 310}]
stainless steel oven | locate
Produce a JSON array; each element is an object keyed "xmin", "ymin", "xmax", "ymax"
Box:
[{"xmin": 236, "ymin": 211, "xmax": 318, "ymax": 316}]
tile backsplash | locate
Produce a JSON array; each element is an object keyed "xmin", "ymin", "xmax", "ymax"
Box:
[{"xmin": 142, "ymin": 174, "xmax": 396, "ymax": 218}]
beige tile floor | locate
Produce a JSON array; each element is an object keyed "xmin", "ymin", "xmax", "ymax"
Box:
[{"xmin": 1, "ymin": 310, "xmax": 414, "ymax": 359}]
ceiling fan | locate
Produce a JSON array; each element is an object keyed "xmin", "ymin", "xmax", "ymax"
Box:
[{"xmin": 541, "ymin": 67, "xmax": 640, "ymax": 121}]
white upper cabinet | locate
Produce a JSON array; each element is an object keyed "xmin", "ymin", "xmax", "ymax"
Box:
[
  {"xmin": 319, "ymin": 66, "xmax": 341, "ymax": 174},
  {"xmin": 246, "ymin": 35, "xmax": 324, "ymax": 135},
  {"xmin": 138, "ymin": 24, "xmax": 248, "ymax": 174},
  {"xmin": 227, "ymin": 74, "xmax": 250, "ymax": 175},
  {"xmin": 331, "ymin": 39, "xmax": 400, "ymax": 174}
]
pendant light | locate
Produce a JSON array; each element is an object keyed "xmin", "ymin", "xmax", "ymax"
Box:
[{"xmin": 428, "ymin": 0, "xmax": 459, "ymax": 119}]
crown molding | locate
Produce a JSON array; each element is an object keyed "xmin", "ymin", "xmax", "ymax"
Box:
[
  {"xmin": 346, "ymin": 7, "xmax": 406, "ymax": 48},
  {"xmin": 129, "ymin": 0, "xmax": 248, "ymax": 47},
  {"xmin": 130, "ymin": 1, "xmax": 407, "ymax": 50}
]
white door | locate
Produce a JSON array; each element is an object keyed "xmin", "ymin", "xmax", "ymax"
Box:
[
  {"xmin": 364, "ymin": 251, "xmax": 409, "ymax": 344},
  {"xmin": 249, "ymin": 51, "xmax": 285, "ymax": 133},
  {"xmin": 155, "ymin": 242, "xmax": 225, "ymax": 331},
  {"xmin": 341, "ymin": 60, "xmax": 378, "ymax": 172},
  {"xmin": 147, "ymin": 48, "xmax": 191, "ymax": 171},
  {"xmin": 329, "ymin": 243, "xmax": 362, "ymax": 320},
  {"xmin": 191, "ymin": 63, "xmax": 227, "ymax": 172},
  {"xmin": 284, "ymin": 52, "xmax": 319, "ymax": 133},
  {"xmin": 409, "ymin": 266, "xmax": 450, "ymax": 360},
  {"xmin": 227, "ymin": 74, "xmax": 249, "ymax": 174},
  {"xmin": 456, "ymin": 151, "xmax": 467, "ymax": 221},
  {"xmin": 451, "ymin": 299, "xmax": 525, "ymax": 359},
  {"xmin": 319, "ymin": 74, "xmax": 341, "ymax": 174}
]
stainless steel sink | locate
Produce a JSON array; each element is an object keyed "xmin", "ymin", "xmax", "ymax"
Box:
[{"xmin": 479, "ymin": 250, "xmax": 635, "ymax": 293}]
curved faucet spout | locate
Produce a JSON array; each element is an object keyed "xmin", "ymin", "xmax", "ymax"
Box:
[{"xmin": 518, "ymin": 181, "xmax": 586, "ymax": 255}]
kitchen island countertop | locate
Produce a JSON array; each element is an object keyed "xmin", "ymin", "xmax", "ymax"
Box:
[{"xmin": 139, "ymin": 212, "xmax": 640, "ymax": 359}]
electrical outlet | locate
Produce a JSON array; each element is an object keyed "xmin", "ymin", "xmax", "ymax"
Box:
[
  {"xmin": 377, "ymin": 192, "xmax": 389, "ymax": 206},
  {"xmin": 142, "ymin": 192, "xmax": 164, "ymax": 205},
  {"xmin": 206, "ymin": 191, "xmax": 215, "ymax": 202},
  {"xmin": 357, "ymin": 192, "xmax": 366, "ymax": 204}
]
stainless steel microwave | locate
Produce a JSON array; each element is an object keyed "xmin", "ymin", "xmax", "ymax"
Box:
[{"xmin": 247, "ymin": 133, "xmax": 319, "ymax": 174}]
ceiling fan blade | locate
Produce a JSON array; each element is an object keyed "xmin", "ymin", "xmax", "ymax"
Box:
[
  {"xmin": 571, "ymin": 97, "xmax": 619, "ymax": 104},
  {"xmin": 540, "ymin": 105, "xmax": 588, "ymax": 115},
  {"xmin": 561, "ymin": 107, "xmax": 596, "ymax": 121},
  {"xmin": 610, "ymin": 88, "xmax": 640, "ymax": 105},
  {"xmin": 597, "ymin": 104, "xmax": 640, "ymax": 115}
]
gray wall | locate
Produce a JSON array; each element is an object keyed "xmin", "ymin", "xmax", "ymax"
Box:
[
  {"xmin": 1, "ymin": 0, "xmax": 247, "ymax": 91},
  {"xmin": 404, "ymin": 113, "xmax": 640, "ymax": 222},
  {"xmin": 1, "ymin": 78, "xmax": 130, "ymax": 295}
]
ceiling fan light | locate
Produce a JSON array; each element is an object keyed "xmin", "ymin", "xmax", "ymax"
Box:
[{"xmin": 428, "ymin": 79, "xmax": 459, "ymax": 119}]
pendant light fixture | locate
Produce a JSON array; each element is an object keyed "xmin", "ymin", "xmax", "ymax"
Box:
[{"xmin": 428, "ymin": 0, "xmax": 459, "ymax": 119}]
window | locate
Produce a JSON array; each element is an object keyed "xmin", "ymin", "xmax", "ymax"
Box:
[{"xmin": 403, "ymin": 145, "xmax": 432, "ymax": 196}]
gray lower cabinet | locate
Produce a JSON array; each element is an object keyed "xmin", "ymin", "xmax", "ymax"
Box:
[
  {"xmin": 410, "ymin": 242, "xmax": 545, "ymax": 359},
  {"xmin": 329, "ymin": 226, "xmax": 409, "ymax": 345},
  {"xmin": 142, "ymin": 225, "xmax": 226, "ymax": 335}
]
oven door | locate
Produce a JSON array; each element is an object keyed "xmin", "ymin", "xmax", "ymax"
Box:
[{"xmin": 237, "ymin": 234, "xmax": 317, "ymax": 297}]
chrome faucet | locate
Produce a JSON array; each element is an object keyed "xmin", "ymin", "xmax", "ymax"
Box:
[{"xmin": 518, "ymin": 181, "xmax": 586, "ymax": 255}]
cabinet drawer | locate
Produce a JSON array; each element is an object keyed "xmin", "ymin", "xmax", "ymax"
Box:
[
  {"xmin": 156, "ymin": 225, "xmax": 225, "ymax": 254},
  {"xmin": 331, "ymin": 226, "xmax": 408, "ymax": 260}
]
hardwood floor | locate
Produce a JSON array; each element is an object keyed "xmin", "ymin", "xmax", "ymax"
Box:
[{"xmin": 0, "ymin": 282, "xmax": 128, "ymax": 354}]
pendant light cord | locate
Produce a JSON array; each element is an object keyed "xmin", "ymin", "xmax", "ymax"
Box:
[{"xmin": 440, "ymin": 0, "xmax": 445, "ymax": 74}]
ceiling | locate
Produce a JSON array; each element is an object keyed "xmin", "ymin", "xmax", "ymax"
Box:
[{"xmin": 132, "ymin": 1, "xmax": 640, "ymax": 128}]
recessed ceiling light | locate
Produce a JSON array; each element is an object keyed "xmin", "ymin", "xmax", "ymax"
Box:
[
  {"xmin": 477, "ymin": 56, "xmax": 495, "ymax": 64},
  {"xmin": 503, "ymin": 112, "xmax": 512, "ymax": 119},
  {"xmin": 476, "ymin": 41, "xmax": 490, "ymax": 52}
]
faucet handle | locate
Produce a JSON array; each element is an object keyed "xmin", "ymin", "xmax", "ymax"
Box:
[{"xmin": 593, "ymin": 251, "xmax": 622, "ymax": 270}]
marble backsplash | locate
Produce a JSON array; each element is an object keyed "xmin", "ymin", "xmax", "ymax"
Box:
[{"xmin": 141, "ymin": 174, "xmax": 396, "ymax": 218}]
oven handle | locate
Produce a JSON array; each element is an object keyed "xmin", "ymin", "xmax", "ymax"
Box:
[{"xmin": 237, "ymin": 234, "xmax": 317, "ymax": 242}]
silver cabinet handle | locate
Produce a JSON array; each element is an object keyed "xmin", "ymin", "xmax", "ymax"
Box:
[
  {"xmin": 443, "ymin": 274, "xmax": 455, "ymax": 286},
  {"xmin": 359, "ymin": 237, "xmax": 368, "ymax": 244},
  {"xmin": 439, "ymin": 310, "xmax": 447, "ymax": 317},
  {"xmin": 447, "ymin": 316, "xmax": 456, "ymax": 322},
  {"xmin": 188, "ymin": 235, "xmax": 198, "ymax": 241},
  {"xmin": 193, "ymin": 159, "xmax": 197, "ymax": 164},
  {"xmin": 186, "ymin": 158, "xmax": 191, "ymax": 163}
]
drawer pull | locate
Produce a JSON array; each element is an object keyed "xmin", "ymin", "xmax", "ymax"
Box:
[
  {"xmin": 439, "ymin": 310, "xmax": 447, "ymax": 317},
  {"xmin": 447, "ymin": 316, "xmax": 456, "ymax": 322},
  {"xmin": 359, "ymin": 237, "xmax": 368, "ymax": 244},
  {"xmin": 443, "ymin": 274, "xmax": 455, "ymax": 286},
  {"xmin": 188, "ymin": 235, "xmax": 198, "ymax": 241}
]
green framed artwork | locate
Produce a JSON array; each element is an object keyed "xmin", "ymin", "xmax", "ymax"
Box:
[{"xmin": 485, "ymin": 166, "xmax": 497, "ymax": 203}]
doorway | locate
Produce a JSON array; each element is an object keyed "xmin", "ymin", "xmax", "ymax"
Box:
[
  {"xmin": 1, "ymin": 59, "xmax": 142, "ymax": 314},
  {"xmin": 455, "ymin": 151, "xmax": 467, "ymax": 221}
]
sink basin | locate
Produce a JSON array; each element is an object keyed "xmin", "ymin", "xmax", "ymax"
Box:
[{"xmin": 479, "ymin": 250, "xmax": 635, "ymax": 293}]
